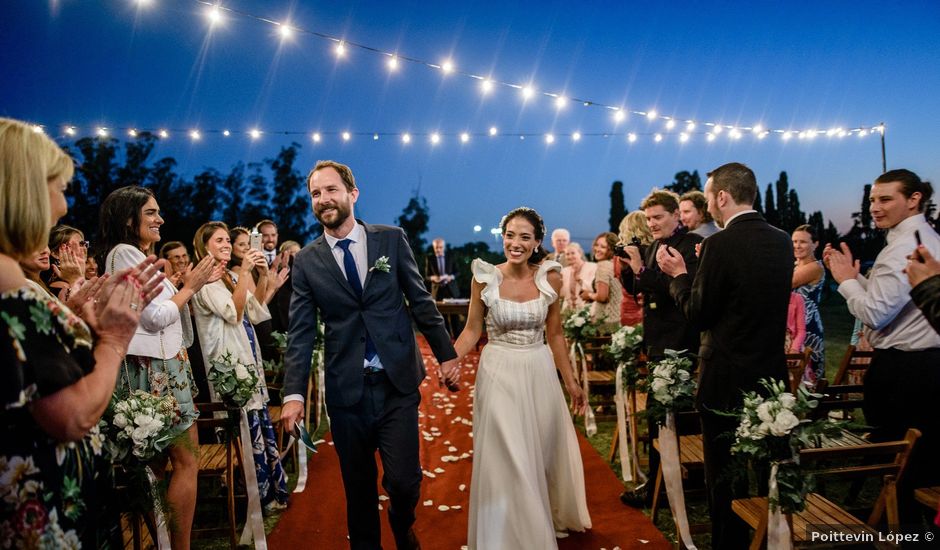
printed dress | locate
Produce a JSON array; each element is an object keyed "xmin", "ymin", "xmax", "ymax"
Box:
[
  {"xmin": 794, "ymin": 261, "xmax": 826, "ymax": 385},
  {"xmin": 0, "ymin": 285, "xmax": 120, "ymax": 548}
]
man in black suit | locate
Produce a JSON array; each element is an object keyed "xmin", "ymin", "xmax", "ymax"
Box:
[
  {"xmin": 619, "ymin": 189, "xmax": 702, "ymax": 506},
  {"xmin": 282, "ymin": 160, "xmax": 460, "ymax": 550},
  {"xmin": 658, "ymin": 162, "xmax": 793, "ymax": 549},
  {"xmin": 425, "ymin": 238, "xmax": 460, "ymax": 299}
]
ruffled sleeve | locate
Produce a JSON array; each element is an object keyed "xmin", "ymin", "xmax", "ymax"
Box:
[
  {"xmin": 536, "ymin": 260, "xmax": 562, "ymax": 304},
  {"xmin": 471, "ymin": 258, "xmax": 502, "ymax": 308}
]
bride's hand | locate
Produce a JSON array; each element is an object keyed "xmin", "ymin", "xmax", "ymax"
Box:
[{"xmin": 566, "ymin": 383, "xmax": 587, "ymax": 416}]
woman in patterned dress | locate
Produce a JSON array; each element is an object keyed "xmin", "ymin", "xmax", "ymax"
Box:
[
  {"xmin": 0, "ymin": 117, "xmax": 163, "ymax": 548},
  {"xmin": 791, "ymin": 224, "xmax": 826, "ymax": 385}
]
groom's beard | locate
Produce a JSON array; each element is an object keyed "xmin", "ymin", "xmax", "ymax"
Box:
[{"xmin": 315, "ymin": 200, "xmax": 352, "ymax": 229}]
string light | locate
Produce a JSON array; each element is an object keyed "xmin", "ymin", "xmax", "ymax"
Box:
[
  {"xmin": 628, "ymin": 133, "xmax": 637, "ymax": 143},
  {"xmin": 654, "ymin": 133, "xmax": 663, "ymax": 142},
  {"xmin": 341, "ymin": 131, "xmax": 351, "ymax": 141},
  {"xmin": 312, "ymin": 132, "xmax": 321, "ymax": 142},
  {"xmin": 158, "ymin": 129, "xmax": 168, "ymax": 138},
  {"xmin": 249, "ymin": 128, "xmax": 262, "ymax": 139},
  {"xmin": 555, "ymin": 96, "xmax": 567, "ymax": 110},
  {"xmin": 373, "ymin": 133, "xmax": 379, "ymax": 140},
  {"xmin": 545, "ymin": 133, "xmax": 555, "ymax": 144},
  {"xmin": 430, "ymin": 132, "xmax": 441, "ymax": 144},
  {"xmin": 460, "ymin": 132, "xmax": 470, "ymax": 143},
  {"xmin": 613, "ymin": 109, "xmax": 626, "ymax": 123},
  {"xmin": 679, "ymin": 132, "xmax": 689, "ymax": 143},
  {"xmin": 156, "ymin": 0, "xmax": 878, "ymax": 137},
  {"xmin": 31, "ymin": 125, "xmax": 44, "ymax": 134},
  {"xmin": 223, "ymin": 130, "xmax": 231, "ymax": 136},
  {"xmin": 706, "ymin": 133, "xmax": 716, "ymax": 142},
  {"xmin": 65, "ymin": 126, "xmax": 77, "ymax": 136},
  {"xmin": 189, "ymin": 130, "xmax": 201, "ymax": 140},
  {"xmin": 402, "ymin": 133, "xmax": 411, "ymax": 143},
  {"xmin": 97, "ymin": 127, "xmax": 109, "ymax": 137},
  {"xmin": 489, "ymin": 126, "xmax": 498, "ymax": 136},
  {"xmin": 572, "ymin": 131, "xmax": 581, "ymax": 142}
]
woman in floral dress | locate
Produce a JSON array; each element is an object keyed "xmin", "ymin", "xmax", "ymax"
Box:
[{"xmin": 0, "ymin": 117, "xmax": 163, "ymax": 548}]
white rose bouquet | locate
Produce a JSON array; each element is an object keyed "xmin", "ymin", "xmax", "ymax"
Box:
[
  {"xmin": 99, "ymin": 390, "xmax": 182, "ymax": 464},
  {"xmin": 604, "ymin": 324, "xmax": 644, "ymax": 388},
  {"xmin": 561, "ymin": 305, "xmax": 599, "ymax": 344},
  {"xmin": 208, "ymin": 351, "xmax": 260, "ymax": 408},
  {"xmin": 643, "ymin": 349, "xmax": 696, "ymax": 426},
  {"xmin": 730, "ymin": 378, "xmax": 845, "ymax": 513}
]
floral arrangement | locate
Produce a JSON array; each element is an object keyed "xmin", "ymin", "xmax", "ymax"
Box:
[
  {"xmin": 604, "ymin": 324, "xmax": 644, "ymax": 387},
  {"xmin": 729, "ymin": 378, "xmax": 845, "ymax": 513},
  {"xmin": 561, "ymin": 305, "xmax": 600, "ymax": 343},
  {"xmin": 643, "ymin": 349, "xmax": 696, "ymax": 426},
  {"xmin": 99, "ymin": 390, "xmax": 182, "ymax": 463},
  {"xmin": 208, "ymin": 351, "xmax": 260, "ymax": 408}
]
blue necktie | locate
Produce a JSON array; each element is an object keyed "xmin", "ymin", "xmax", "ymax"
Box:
[{"xmin": 336, "ymin": 239, "xmax": 377, "ymax": 361}]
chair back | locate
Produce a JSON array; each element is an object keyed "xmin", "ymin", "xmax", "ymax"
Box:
[
  {"xmin": 784, "ymin": 346, "xmax": 813, "ymax": 392},
  {"xmin": 832, "ymin": 344, "xmax": 874, "ymax": 385}
]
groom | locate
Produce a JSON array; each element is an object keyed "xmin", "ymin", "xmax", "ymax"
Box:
[{"xmin": 282, "ymin": 160, "xmax": 460, "ymax": 550}]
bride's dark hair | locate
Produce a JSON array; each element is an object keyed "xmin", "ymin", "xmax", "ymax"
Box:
[{"xmin": 500, "ymin": 207, "xmax": 547, "ymax": 264}]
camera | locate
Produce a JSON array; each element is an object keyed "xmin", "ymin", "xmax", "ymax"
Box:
[{"xmin": 613, "ymin": 237, "xmax": 642, "ymax": 259}]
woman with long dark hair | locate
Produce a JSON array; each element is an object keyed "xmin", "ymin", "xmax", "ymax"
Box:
[
  {"xmin": 452, "ymin": 207, "xmax": 590, "ymax": 548},
  {"xmin": 100, "ymin": 185, "xmax": 219, "ymax": 549}
]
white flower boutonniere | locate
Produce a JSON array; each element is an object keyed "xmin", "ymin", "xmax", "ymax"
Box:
[{"xmin": 370, "ymin": 256, "xmax": 391, "ymax": 273}]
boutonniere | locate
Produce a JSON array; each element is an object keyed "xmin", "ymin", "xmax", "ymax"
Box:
[{"xmin": 369, "ymin": 256, "xmax": 391, "ymax": 273}]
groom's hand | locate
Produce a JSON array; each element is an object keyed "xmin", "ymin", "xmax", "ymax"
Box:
[
  {"xmin": 439, "ymin": 359, "xmax": 461, "ymax": 392},
  {"xmin": 280, "ymin": 400, "xmax": 305, "ymax": 431}
]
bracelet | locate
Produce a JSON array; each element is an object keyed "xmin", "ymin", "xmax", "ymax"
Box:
[{"xmin": 96, "ymin": 341, "xmax": 127, "ymax": 359}]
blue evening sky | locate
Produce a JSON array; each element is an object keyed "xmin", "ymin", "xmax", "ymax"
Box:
[{"xmin": 2, "ymin": 0, "xmax": 938, "ymax": 248}]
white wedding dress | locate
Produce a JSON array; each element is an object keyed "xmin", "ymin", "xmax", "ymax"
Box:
[{"xmin": 468, "ymin": 259, "xmax": 592, "ymax": 550}]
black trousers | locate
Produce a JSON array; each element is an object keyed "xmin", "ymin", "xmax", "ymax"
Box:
[
  {"xmin": 700, "ymin": 407, "xmax": 751, "ymax": 550},
  {"xmin": 327, "ymin": 371, "xmax": 422, "ymax": 550},
  {"xmin": 864, "ymin": 347, "xmax": 940, "ymax": 525}
]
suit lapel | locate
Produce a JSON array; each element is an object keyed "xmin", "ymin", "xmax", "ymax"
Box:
[
  {"xmin": 313, "ymin": 237, "xmax": 357, "ymax": 298},
  {"xmin": 362, "ymin": 222, "xmax": 383, "ymax": 292}
]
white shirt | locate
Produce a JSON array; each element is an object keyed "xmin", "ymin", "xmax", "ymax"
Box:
[{"xmin": 839, "ymin": 213, "xmax": 940, "ymax": 351}]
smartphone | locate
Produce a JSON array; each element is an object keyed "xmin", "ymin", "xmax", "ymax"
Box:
[
  {"xmin": 250, "ymin": 232, "xmax": 263, "ymax": 251},
  {"xmin": 914, "ymin": 230, "xmax": 925, "ymax": 263}
]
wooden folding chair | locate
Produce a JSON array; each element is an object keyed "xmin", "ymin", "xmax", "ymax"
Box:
[
  {"xmin": 169, "ymin": 402, "xmax": 243, "ymax": 549},
  {"xmin": 582, "ymin": 335, "xmax": 617, "ymax": 420},
  {"xmin": 833, "ymin": 344, "xmax": 875, "ymax": 385},
  {"xmin": 785, "ymin": 346, "xmax": 813, "ymax": 392},
  {"xmin": 732, "ymin": 428, "xmax": 921, "ymax": 550}
]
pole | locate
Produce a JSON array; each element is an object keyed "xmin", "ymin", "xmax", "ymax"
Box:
[{"xmin": 880, "ymin": 122, "xmax": 887, "ymax": 173}]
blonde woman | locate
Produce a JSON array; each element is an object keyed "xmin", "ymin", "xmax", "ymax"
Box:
[
  {"xmin": 617, "ymin": 211, "xmax": 653, "ymax": 326},
  {"xmin": 560, "ymin": 242, "xmax": 597, "ymax": 311},
  {"xmin": 0, "ymin": 117, "xmax": 162, "ymax": 548}
]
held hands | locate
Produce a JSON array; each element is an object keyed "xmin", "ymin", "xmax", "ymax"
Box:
[
  {"xmin": 656, "ymin": 244, "xmax": 686, "ymax": 277},
  {"xmin": 87, "ymin": 257, "xmax": 163, "ymax": 349},
  {"xmin": 905, "ymin": 245, "xmax": 940, "ymax": 288},
  {"xmin": 181, "ymin": 255, "xmax": 217, "ymax": 293},
  {"xmin": 439, "ymin": 358, "xmax": 461, "ymax": 391},
  {"xmin": 823, "ymin": 243, "xmax": 860, "ymax": 284},
  {"xmin": 66, "ymin": 275, "xmax": 109, "ymax": 323},
  {"xmin": 566, "ymin": 382, "xmax": 588, "ymax": 416},
  {"xmin": 280, "ymin": 401, "xmax": 305, "ymax": 432}
]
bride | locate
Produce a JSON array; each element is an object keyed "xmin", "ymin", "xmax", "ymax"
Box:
[{"xmin": 449, "ymin": 207, "xmax": 592, "ymax": 549}]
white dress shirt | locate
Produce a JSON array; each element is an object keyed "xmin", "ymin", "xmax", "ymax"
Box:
[{"xmin": 839, "ymin": 213, "xmax": 940, "ymax": 351}]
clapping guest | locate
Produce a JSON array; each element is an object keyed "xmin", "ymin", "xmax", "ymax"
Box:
[
  {"xmin": 791, "ymin": 224, "xmax": 825, "ymax": 385},
  {"xmin": 0, "ymin": 117, "xmax": 163, "ymax": 548},
  {"xmin": 560, "ymin": 242, "xmax": 597, "ymax": 311},
  {"xmin": 907, "ymin": 245, "xmax": 940, "ymax": 334},
  {"xmin": 617, "ymin": 211, "xmax": 652, "ymax": 326},
  {"xmin": 100, "ymin": 185, "xmax": 220, "ymax": 549},
  {"xmin": 191, "ymin": 222, "xmax": 289, "ymax": 511},
  {"xmin": 47, "ymin": 224, "xmax": 87, "ymax": 299},
  {"xmin": 84, "ymin": 254, "xmax": 99, "ymax": 279},
  {"xmin": 826, "ymin": 169, "xmax": 940, "ymax": 524},
  {"xmin": 160, "ymin": 241, "xmax": 191, "ymax": 289},
  {"xmin": 19, "ymin": 246, "xmax": 52, "ymax": 292},
  {"xmin": 279, "ymin": 240, "xmax": 301, "ymax": 257},
  {"xmin": 583, "ymin": 232, "xmax": 623, "ymax": 325}
]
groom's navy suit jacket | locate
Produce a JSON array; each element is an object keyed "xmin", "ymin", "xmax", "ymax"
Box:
[{"xmin": 284, "ymin": 221, "xmax": 456, "ymax": 407}]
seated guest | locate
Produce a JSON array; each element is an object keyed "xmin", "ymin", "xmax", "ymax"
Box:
[
  {"xmin": 679, "ymin": 190, "xmax": 720, "ymax": 237},
  {"xmin": 192, "ymin": 222, "xmax": 289, "ymax": 511},
  {"xmin": 560, "ymin": 242, "xmax": 596, "ymax": 311},
  {"xmin": 584, "ymin": 232, "xmax": 623, "ymax": 325},
  {"xmin": 0, "ymin": 117, "xmax": 162, "ymax": 548},
  {"xmin": 791, "ymin": 224, "xmax": 825, "ymax": 385},
  {"xmin": 617, "ymin": 211, "xmax": 652, "ymax": 326},
  {"xmin": 826, "ymin": 169, "xmax": 940, "ymax": 524}
]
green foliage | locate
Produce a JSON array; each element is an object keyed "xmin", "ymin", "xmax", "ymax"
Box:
[
  {"xmin": 603, "ymin": 324, "xmax": 644, "ymax": 388},
  {"xmin": 643, "ymin": 349, "xmax": 696, "ymax": 426},
  {"xmin": 664, "ymin": 170, "xmax": 702, "ymax": 195},
  {"xmin": 208, "ymin": 352, "xmax": 260, "ymax": 408},
  {"xmin": 609, "ymin": 180, "xmax": 626, "ymax": 233},
  {"xmin": 397, "ymin": 195, "xmax": 431, "ymax": 260},
  {"xmin": 561, "ymin": 305, "xmax": 601, "ymax": 343}
]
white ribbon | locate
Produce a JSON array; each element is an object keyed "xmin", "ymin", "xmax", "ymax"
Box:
[
  {"xmin": 145, "ymin": 466, "xmax": 172, "ymax": 549},
  {"xmin": 659, "ymin": 411, "xmax": 697, "ymax": 550},
  {"xmin": 767, "ymin": 462, "xmax": 794, "ymax": 550},
  {"xmin": 570, "ymin": 341, "xmax": 596, "ymax": 436},
  {"xmin": 237, "ymin": 409, "xmax": 268, "ymax": 549},
  {"xmin": 614, "ymin": 363, "xmax": 645, "ymax": 483}
]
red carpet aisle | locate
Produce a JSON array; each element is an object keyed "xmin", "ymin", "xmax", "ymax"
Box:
[{"xmin": 268, "ymin": 338, "xmax": 669, "ymax": 549}]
